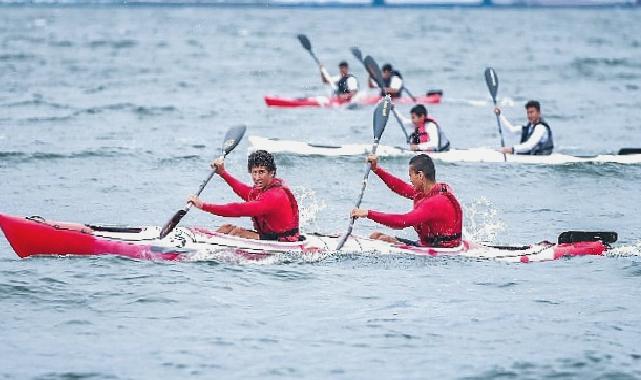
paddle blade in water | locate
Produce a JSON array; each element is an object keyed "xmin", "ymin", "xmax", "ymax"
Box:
[
  {"xmin": 484, "ymin": 67, "xmax": 499, "ymax": 102},
  {"xmin": 558, "ymin": 231, "xmax": 618, "ymax": 245},
  {"xmin": 618, "ymin": 148, "xmax": 641, "ymax": 155},
  {"xmin": 364, "ymin": 55, "xmax": 384, "ymax": 89},
  {"xmin": 159, "ymin": 209, "xmax": 187, "ymax": 239},
  {"xmin": 373, "ymin": 95, "xmax": 392, "ymax": 141},
  {"xmin": 350, "ymin": 47, "xmax": 363, "ymax": 62},
  {"xmin": 222, "ymin": 125, "xmax": 247, "ymax": 156},
  {"xmin": 297, "ymin": 34, "xmax": 311, "ymax": 51}
]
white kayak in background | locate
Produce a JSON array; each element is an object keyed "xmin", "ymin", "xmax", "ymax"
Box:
[{"xmin": 248, "ymin": 136, "xmax": 641, "ymax": 165}]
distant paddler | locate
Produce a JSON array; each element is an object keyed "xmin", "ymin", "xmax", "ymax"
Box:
[
  {"xmin": 369, "ymin": 63, "xmax": 403, "ymax": 98},
  {"xmin": 396, "ymin": 104, "xmax": 450, "ymax": 152},
  {"xmin": 188, "ymin": 150, "xmax": 301, "ymax": 242},
  {"xmin": 495, "ymin": 100, "xmax": 554, "ymax": 155},
  {"xmin": 319, "ymin": 61, "xmax": 359, "ymax": 102},
  {"xmin": 350, "ymin": 154, "xmax": 463, "ymax": 248}
]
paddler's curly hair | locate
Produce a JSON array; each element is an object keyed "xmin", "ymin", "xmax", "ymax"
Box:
[{"xmin": 248, "ymin": 150, "xmax": 276, "ymax": 173}]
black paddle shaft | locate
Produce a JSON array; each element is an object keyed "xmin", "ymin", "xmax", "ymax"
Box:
[
  {"xmin": 336, "ymin": 96, "xmax": 392, "ymax": 251},
  {"xmin": 159, "ymin": 125, "xmax": 246, "ymax": 239}
]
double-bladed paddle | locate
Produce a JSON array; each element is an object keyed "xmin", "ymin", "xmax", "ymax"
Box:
[
  {"xmin": 350, "ymin": 47, "xmax": 364, "ymax": 65},
  {"xmin": 484, "ymin": 67, "xmax": 507, "ymax": 162},
  {"xmin": 159, "ymin": 125, "xmax": 247, "ymax": 239},
  {"xmin": 335, "ymin": 95, "xmax": 392, "ymax": 251},
  {"xmin": 297, "ymin": 34, "xmax": 336, "ymax": 92}
]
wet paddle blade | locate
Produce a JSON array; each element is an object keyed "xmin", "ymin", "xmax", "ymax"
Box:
[
  {"xmin": 222, "ymin": 125, "xmax": 247, "ymax": 156},
  {"xmin": 350, "ymin": 47, "xmax": 363, "ymax": 63},
  {"xmin": 364, "ymin": 55, "xmax": 384, "ymax": 89},
  {"xmin": 159, "ymin": 209, "xmax": 187, "ymax": 239},
  {"xmin": 484, "ymin": 67, "xmax": 499, "ymax": 103},
  {"xmin": 373, "ymin": 95, "xmax": 392, "ymax": 141},
  {"xmin": 618, "ymin": 148, "xmax": 641, "ymax": 155},
  {"xmin": 558, "ymin": 231, "xmax": 618, "ymax": 245},
  {"xmin": 297, "ymin": 34, "xmax": 311, "ymax": 51}
]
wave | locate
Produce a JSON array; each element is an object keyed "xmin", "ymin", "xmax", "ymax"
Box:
[{"xmin": 0, "ymin": 148, "xmax": 136, "ymax": 165}]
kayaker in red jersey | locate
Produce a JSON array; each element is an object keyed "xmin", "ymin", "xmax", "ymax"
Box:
[
  {"xmin": 187, "ymin": 150, "xmax": 301, "ymax": 242},
  {"xmin": 397, "ymin": 104, "xmax": 451, "ymax": 152},
  {"xmin": 350, "ymin": 154, "xmax": 463, "ymax": 248}
]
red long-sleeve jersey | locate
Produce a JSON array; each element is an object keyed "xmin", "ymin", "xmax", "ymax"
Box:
[
  {"xmin": 367, "ymin": 166, "xmax": 463, "ymax": 248},
  {"xmin": 200, "ymin": 169, "xmax": 299, "ymax": 241}
]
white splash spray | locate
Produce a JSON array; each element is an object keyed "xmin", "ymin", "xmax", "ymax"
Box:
[
  {"xmin": 462, "ymin": 197, "xmax": 506, "ymax": 243},
  {"xmin": 291, "ymin": 186, "xmax": 327, "ymax": 231}
]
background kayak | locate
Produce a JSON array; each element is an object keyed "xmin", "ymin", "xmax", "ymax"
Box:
[
  {"xmin": 248, "ymin": 135, "xmax": 641, "ymax": 164},
  {"xmin": 264, "ymin": 92, "xmax": 442, "ymax": 108}
]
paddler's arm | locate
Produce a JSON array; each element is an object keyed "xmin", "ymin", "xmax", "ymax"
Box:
[
  {"xmin": 319, "ymin": 65, "xmax": 334, "ymax": 85},
  {"xmin": 212, "ymin": 158, "xmax": 252, "ymax": 201},
  {"xmin": 512, "ymin": 124, "xmax": 547, "ymax": 154},
  {"xmin": 189, "ymin": 193, "xmax": 279, "ymax": 218},
  {"xmin": 367, "ymin": 155, "xmax": 415, "ymax": 199},
  {"xmin": 494, "ymin": 107, "xmax": 521, "ymax": 134},
  {"xmin": 351, "ymin": 205, "xmax": 432, "ymax": 229}
]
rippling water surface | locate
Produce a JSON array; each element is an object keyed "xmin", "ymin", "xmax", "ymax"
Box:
[{"xmin": 1, "ymin": 6, "xmax": 641, "ymax": 379}]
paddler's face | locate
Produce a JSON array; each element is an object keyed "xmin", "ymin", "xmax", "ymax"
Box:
[
  {"xmin": 408, "ymin": 167, "xmax": 424, "ymax": 191},
  {"xmin": 382, "ymin": 70, "xmax": 391, "ymax": 79},
  {"xmin": 411, "ymin": 112, "xmax": 425, "ymax": 126},
  {"xmin": 250, "ymin": 165, "xmax": 275, "ymax": 189},
  {"xmin": 527, "ymin": 107, "xmax": 540, "ymax": 124},
  {"xmin": 339, "ymin": 65, "xmax": 348, "ymax": 76}
]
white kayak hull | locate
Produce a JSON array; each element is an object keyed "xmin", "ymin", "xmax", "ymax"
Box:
[{"xmin": 248, "ymin": 136, "xmax": 641, "ymax": 165}]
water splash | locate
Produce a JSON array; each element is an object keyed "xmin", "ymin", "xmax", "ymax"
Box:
[
  {"xmin": 462, "ymin": 197, "xmax": 506, "ymax": 243},
  {"xmin": 607, "ymin": 240, "xmax": 641, "ymax": 257},
  {"xmin": 291, "ymin": 186, "xmax": 327, "ymax": 230}
]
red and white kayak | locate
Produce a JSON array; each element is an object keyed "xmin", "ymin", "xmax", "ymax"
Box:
[
  {"xmin": 264, "ymin": 92, "xmax": 442, "ymax": 109},
  {"xmin": 0, "ymin": 213, "xmax": 614, "ymax": 263}
]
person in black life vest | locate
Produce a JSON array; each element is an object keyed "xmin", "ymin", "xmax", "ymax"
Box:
[
  {"xmin": 319, "ymin": 61, "xmax": 359, "ymax": 102},
  {"xmin": 494, "ymin": 100, "xmax": 554, "ymax": 155},
  {"xmin": 397, "ymin": 104, "xmax": 451, "ymax": 152},
  {"xmin": 369, "ymin": 63, "xmax": 403, "ymax": 98},
  {"xmin": 187, "ymin": 150, "xmax": 301, "ymax": 242}
]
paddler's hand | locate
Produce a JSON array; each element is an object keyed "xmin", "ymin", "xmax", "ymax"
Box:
[
  {"xmin": 210, "ymin": 158, "xmax": 224, "ymax": 173},
  {"xmin": 366, "ymin": 154, "xmax": 378, "ymax": 170},
  {"xmin": 498, "ymin": 146, "xmax": 514, "ymax": 155},
  {"xmin": 351, "ymin": 208, "xmax": 368, "ymax": 219},
  {"xmin": 494, "ymin": 107, "xmax": 501, "ymax": 116},
  {"xmin": 187, "ymin": 195, "xmax": 203, "ymax": 209}
]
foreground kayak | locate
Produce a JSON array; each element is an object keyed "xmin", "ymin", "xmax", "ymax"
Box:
[
  {"xmin": 264, "ymin": 92, "xmax": 442, "ymax": 108},
  {"xmin": 0, "ymin": 213, "xmax": 614, "ymax": 263},
  {"xmin": 248, "ymin": 136, "xmax": 641, "ymax": 165}
]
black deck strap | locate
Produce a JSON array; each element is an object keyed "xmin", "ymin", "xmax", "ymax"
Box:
[
  {"xmin": 88, "ymin": 225, "xmax": 143, "ymax": 234},
  {"xmin": 558, "ymin": 231, "xmax": 618, "ymax": 245},
  {"xmin": 618, "ymin": 148, "xmax": 641, "ymax": 155}
]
